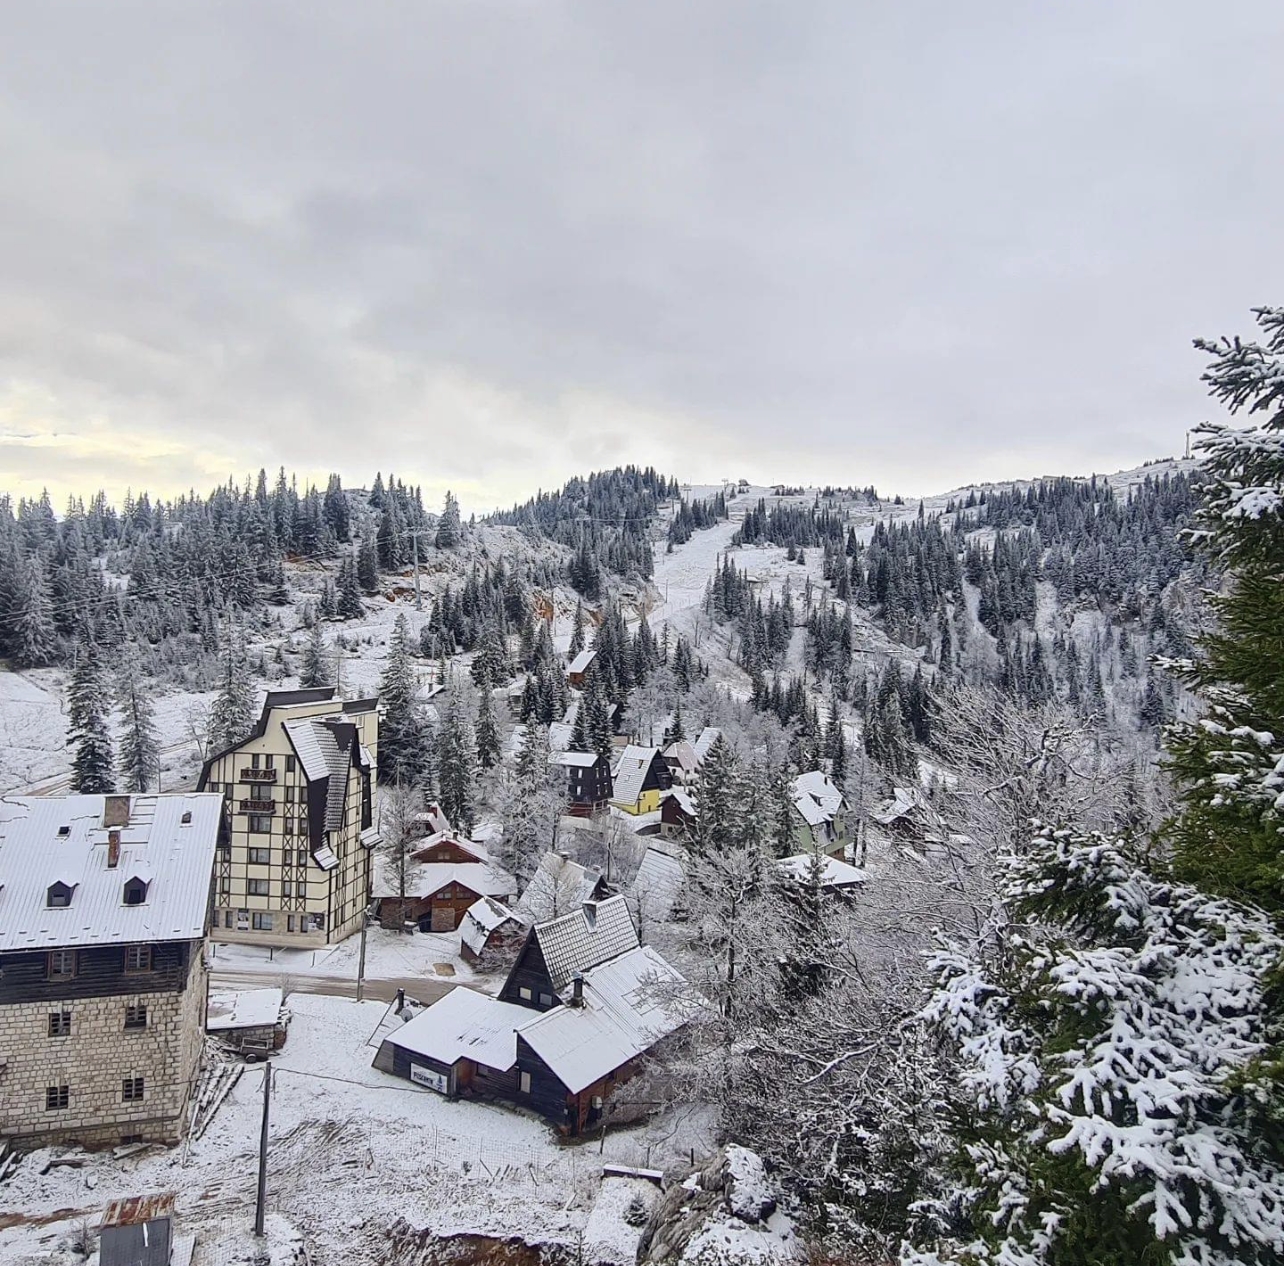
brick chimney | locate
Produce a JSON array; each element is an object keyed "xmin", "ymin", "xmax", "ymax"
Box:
[
  {"xmin": 102, "ymin": 795, "xmax": 131, "ymax": 829},
  {"xmin": 107, "ymin": 830, "xmax": 121, "ymax": 869}
]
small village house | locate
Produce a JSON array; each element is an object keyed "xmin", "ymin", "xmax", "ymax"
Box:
[
  {"xmin": 551, "ymin": 750, "xmax": 614, "ymax": 816},
  {"xmin": 610, "ymin": 746, "xmax": 673, "ymax": 816},
  {"xmin": 659, "ymin": 788, "xmax": 698, "ymax": 841},
  {"xmin": 373, "ymin": 895, "xmax": 691, "ymax": 1134},
  {"xmin": 198, "ymin": 687, "xmax": 380, "ymax": 947},
  {"xmin": 775, "ymin": 852, "xmax": 866, "ymax": 895},
  {"xmin": 790, "ymin": 770, "xmax": 851, "ymax": 857},
  {"xmin": 373, "ymin": 834, "xmax": 515, "ymax": 932},
  {"xmin": 205, "ymin": 985, "xmax": 288, "ymax": 1057},
  {"xmin": 0, "ymin": 793, "xmax": 222, "ymax": 1149},
  {"xmin": 459, "ymin": 896, "xmax": 526, "ymax": 968},
  {"xmin": 567, "ymin": 648, "xmax": 598, "ymax": 689}
]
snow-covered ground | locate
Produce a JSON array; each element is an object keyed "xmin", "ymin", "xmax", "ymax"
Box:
[{"xmin": 1, "ymin": 992, "xmax": 717, "ymax": 1266}]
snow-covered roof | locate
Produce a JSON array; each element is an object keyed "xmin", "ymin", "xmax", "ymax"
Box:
[
  {"xmin": 513, "ymin": 851, "xmax": 603, "ymax": 924},
  {"xmin": 791, "ymin": 770, "xmax": 846, "ymax": 828},
  {"xmin": 548, "ymin": 722, "xmax": 574, "ymax": 752},
  {"xmin": 872, "ymin": 786, "xmax": 927, "ymax": 826},
  {"xmin": 611, "ymin": 745, "xmax": 661, "ymax": 807},
  {"xmin": 552, "ymin": 750, "xmax": 600, "ymax": 768},
  {"xmin": 0, "ymin": 794, "xmax": 223, "ymax": 952},
  {"xmin": 663, "ymin": 741, "xmax": 699, "ymax": 773},
  {"xmin": 386, "ymin": 986, "xmax": 532, "ymax": 1071},
  {"xmin": 282, "ymin": 716, "xmax": 354, "ymax": 830},
  {"xmin": 693, "ymin": 727, "xmax": 722, "ymax": 761},
  {"xmin": 516, "ymin": 945, "xmax": 692, "ymax": 1094},
  {"xmin": 629, "ymin": 845, "xmax": 685, "ymax": 924},
  {"xmin": 662, "ymin": 788, "xmax": 697, "ymax": 819},
  {"xmin": 312, "ymin": 843, "xmax": 339, "ymax": 871},
  {"xmin": 775, "ymin": 854, "xmax": 866, "ymax": 889},
  {"xmin": 460, "ymin": 896, "xmax": 520, "ymax": 956},
  {"xmin": 413, "ymin": 803, "xmax": 453, "ymax": 836},
  {"xmin": 568, "ymin": 649, "xmax": 597, "ymax": 675},
  {"xmin": 371, "ymin": 857, "xmax": 515, "ymax": 901},
  {"xmin": 411, "ymin": 833, "xmax": 489, "ymax": 864},
  {"xmin": 206, "ymin": 986, "xmax": 283, "ymax": 1032},
  {"xmin": 533, "ymin": 894, "xmax": 639, "ymax": 993}
]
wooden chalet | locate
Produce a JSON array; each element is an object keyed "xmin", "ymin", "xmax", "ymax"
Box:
[
  {"xmin": 551, "ymin": 750, "xmax": 614, "ymax": 816},
  {"xmin": 373, "ymin": 835, "xmax": 515, "ymax": 932},
  {"xmin": 567, "ymin": 649, "xmax": 598, "ymax": 689},
  {"xmin": 659, "ymin": 789, "xmax": 698, "ymax": 841},
  {"xmin": 372, "ymin": 894, "xmax": 691, "ymax": 1135},
  {"xmin": 609, "ymin": 746, "xmax": 673, "ymax": 816}
]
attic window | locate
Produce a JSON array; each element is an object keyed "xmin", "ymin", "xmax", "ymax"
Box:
[
  {"xmin": 181, "ymin": 811, "xmax": 192, "ymax": 825},
  {"xmin": 56, "ymin": 826, "xmax": 70, "ymax": 837},
  {"xmin": 122, "ymin": 878, "xmax": 149, "ymax": 906},
  {"xmin": 46, "ymin": 882, "xmax": 74, "ymax": 909}
]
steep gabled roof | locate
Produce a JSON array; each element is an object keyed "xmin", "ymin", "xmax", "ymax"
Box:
[
  {"xmin": 533, "ymin": 894, "xmax": 639, "ymax": 993},
  {"xmin": 611, "ymin": 745, "xmax": 663, "ymax": 807},
  {"xmin": 693, "ymin": 727, "xmax": 722, "ymax": 761},
  {"xmin": 0, "ymin": 794, "xmax": 222, "ymax": 951},
  {"xmin": 516, "ymin": 944, "xmax": 692, "ymax": 1093}
]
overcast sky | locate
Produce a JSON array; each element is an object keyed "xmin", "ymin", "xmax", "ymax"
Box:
[{"xmin": 1, "ymin": 2, "xmax": 1280, "ymax": 515}]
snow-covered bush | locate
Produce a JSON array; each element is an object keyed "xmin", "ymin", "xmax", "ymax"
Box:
[{"xmin": 909, "ymin": 825, "xmax": 1284, "ymax": 1266}]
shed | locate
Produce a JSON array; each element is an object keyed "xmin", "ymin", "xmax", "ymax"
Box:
[
  {"xmin": 459, "ymin": 897, "xmax": 526, "ymax": 968},
  {"xmin": 205, "ymin": 986, "xmax": 287, "ymax": 1056}
]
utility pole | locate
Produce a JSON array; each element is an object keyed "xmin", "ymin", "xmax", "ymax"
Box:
[
  {"xmin": 254, "ymin": 1064, "xmax": 272, "ymax": 1237},
  {"xmin": 356, "ymin": 908, "xmax": 368, "ymax": 1003}
]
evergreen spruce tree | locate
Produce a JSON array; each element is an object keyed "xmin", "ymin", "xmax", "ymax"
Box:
[
  {"xmin": 357, "ymin": 538, "xmax": 379, "ymax": 593},
  {"xmin": 435, "ymin": 491, "xmax": 462, "ymax": 549},
  {"xmin": 498, "ymin": 723, "xmax": 563, "ymax": 884},
  {"xmin": 569, "ymin": 599, "xmax": 586, "ymax": 658},
  {"xmin": 583, "ymin": 666, "xmax": 613, "ymax": 759},
  {"xmin": 474, "ymin": 674, "xmax": 502, "ymax": 770},
  {"xmin": 377, "ymin": 612, "xmax": 430, "ymax": 786},
  {"xmin": 1164, "ymin": 307, "xmax": 1284, "ymax": 911},
  {"xmin": 207, "ymin": 620, "xmax": 255, "ymax": 754},
  {"xmin": 339, "ymin": 554, "xmax": 365, "ymax": 618},
  {"xmin": 68, "ymin": 640, "xmax": 114, "ymax": 793},
  {"xmin": 117, "ymin": 644, "xmax": 160, "ymax": 792},
  {"xmin": 438, "ymin": 684, "xmax": 478, "ymax": 832},
  {"xmin": 300, "ymin": 621, "xmax": 330, "ymax": 689},
  {"xmin": 13, "ymin": 554, "xmax": 57, "ymax": 667}
]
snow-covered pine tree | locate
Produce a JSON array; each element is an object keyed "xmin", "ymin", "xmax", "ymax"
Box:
[
  {"xmin": 474, "ymin": 674, "xmax": 501, "ymax": 770},
  {"xmin": 68, "ymin": 640, "xmax": 114, "ymax": 793},
  {"xmin": 206, "ymin": 619, "xmax": 255, "ymax": 754},
  {"xmin": 13, "ymin": 553, "xmax": 57, "ymax": 667},
  {"xmin": 377, "ymin": 612, "xmax": 431, "ymax": 786},
  {"xmin": 1164, "ymin": 306, "xmax": 1284, "ymax": 912},
  {"xmin": 117, "ymin": 644, "xmax": 160, "ymax": 792},
  {"xmin": 299, "ymin": 621, "xmax": 330, "ymax": 689},
  {"xmin": 568, "ymin": 599, "xmax": 586, "ymax": 659},
  {"xmin": 437, "ymin": 683, "xmax": 478, "ymax": 833},
  {"xmin": 435, "ymin": 490, "xmax": 462, "ymax": 549},
  {"xmin": 911, "ymin": 825, "xmax": 1284, "ymax": 1266},
  {"xmin": 497, "ymin": 723, "xmax": 564, "ymax": 884}
]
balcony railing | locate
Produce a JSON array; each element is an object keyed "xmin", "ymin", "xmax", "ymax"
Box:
[
  {"xmin": 240, "ymin": 768, "xmax": 278, "ymax": 783},
  {"xmin": 239, "ymin": 799, "xmax": 277, "ymax": 814}
]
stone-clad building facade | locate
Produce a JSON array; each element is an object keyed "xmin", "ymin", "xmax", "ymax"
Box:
[
  {"xmin": 0, "ymin": 793, "xmax": 222, "ymax": 1148},
  {"xmin": 198, "ymin": 688, "xmax": 380, "ymax": 948}
]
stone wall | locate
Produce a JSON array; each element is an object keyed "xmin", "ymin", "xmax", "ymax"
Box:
[{"xmin": 0, "ymin": 948, "xmax": 207, "ymax": 1148}]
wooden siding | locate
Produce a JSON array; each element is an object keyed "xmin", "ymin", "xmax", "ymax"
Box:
[
  {"xmin": 373, "ymin": 1040, "xmax": 521, "ymax": 1104},
  {"xmin": 0, "ymin": 941, "xmax": 195, "ymax": 1006},
  {"xmin": 498, "ymin": 935, "xmax": 559, "ymax": 1010}
]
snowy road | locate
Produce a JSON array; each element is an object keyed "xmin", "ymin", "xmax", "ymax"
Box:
[{"xmin": 208, "ymin": 966, "xmax": 455, "ymax": 1005}]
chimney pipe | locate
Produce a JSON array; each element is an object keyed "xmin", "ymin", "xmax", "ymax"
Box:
[
  {"xmin": 571, "ymin": 973, "xmax": 584, "ymax": 1006},
  {"xmin": 107, "ymin": 830, "xmax": 120, "ymax": 869}
]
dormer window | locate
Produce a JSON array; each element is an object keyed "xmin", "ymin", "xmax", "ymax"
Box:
[
  {"xmin": 123, "ymin": 877, "xmax": 149, "ymax": 906},
  {"xmin": 46, "ymin": 882, "xmax": 75, "ymax": 909}
]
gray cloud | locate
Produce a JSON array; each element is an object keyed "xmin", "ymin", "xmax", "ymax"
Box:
[{"xmin": 0, "ymin": 0, "xmax": 1281, "ymax": 512}]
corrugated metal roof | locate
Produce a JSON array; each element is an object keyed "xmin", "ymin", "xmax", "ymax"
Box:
[
  {"xmin": 516, "ymin": 944, "xmax": 691, "ymax": 1094},
  {"xmin": 534, "ymin": 894, "xmax": 638, "ymax": 993},
  {"xmin": 0, "ymin": 795, "xmax": 222, "ymax": 952},
  {"xmin": 693, "ymin": 727, "xmax": 722, "ymax": 761},
  {"xmin": 513, "ymin": 852, "xmax": 602, "ymax": 925}
]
